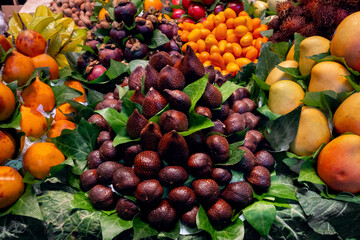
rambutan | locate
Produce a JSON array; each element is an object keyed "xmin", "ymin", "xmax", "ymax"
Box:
[
  {"xmin": 279, "ymin": 16, "xmax": 306, "ymax": 35},
  {"xmin": 334, "ymin": 8, "xmax": 350, "ymax": 25},
  {"xmin": 303, "ymin": 0, "xmax": 321, "ymax": 19},
  {"xmin": 276, "ymin": 1, "xmax": 294, "ymax": 19},
  {"xmin": 298, "ymin": 22, "xmax": 321, "ymax": 37},
  {"xmin": 269, "ymin": 32, "xmax": 288, "ymax": 43},
  {"xmin": 268, "ymin": 17, "xmax": 281, "ymax": 30},
  {"xmin": 289, "ymin": 6, "xmax": 306, "ymax": 18},
  {"xmin": 313, "ymin": 5, "xmax": 336, "ymax": 28}
]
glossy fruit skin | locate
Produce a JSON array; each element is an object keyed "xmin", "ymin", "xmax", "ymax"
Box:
[
  {"xmin": 0, "ymin": 82, "xmax": 15, "ymax": 121},
  {"xmin": 317, "ymin": 134, "xmax": 360, "ymax": 194},
  {"xmin": 3, "ymin": 51, "xmax": 35, "ymax": 86},
  {"xmin": 21, "ymin": 77, "xmax": 55, "ymax": 112},
  {"xmin": 87, "ymin": 65, "xmax": 107, "ymax": 81},
  {"xmin": 15, "ymin": 29, "xmax": 46, "ymax": 57},
  {"xmin": 55, "ymin": 103, "xmax": 77, "ymax": 122},
  {"xmin": 64, "ymin": 80, "xmax": 86, "ymax": 103},
  {"xmin": 202, "ymin": 0, "xmax": 215, "ymax": 6},
  {"xmin": 290, "ymin": 107, "xmax": 331, "ymax": 156},
  {"xmin": 0, "ymin": 166, "xmax": 25, "ymax": 209},
  {"xmin": 214, "ymin": 4, "xmax": 225, "ymax": 16},
  {"xmin": 23, "ymin": 142, "xmax": 65, "ymax": 179},
  {"xmin": 47, "ymin": 120, "xmax": 76, "ymax": 139},
  {"xmin": 144, "ymin": 0, "xmax": 163, "ymax": 11},
  {"xmin": 0, "ymin": 130, "xmax": 16, "ymax": 165},
  {"xmin": 31, "ymin": 54, "xmax": 60, "ymax": 80},
  {"xmin": 333, "ymin": 92, "xmax": 360, "ymax": 135},
  {"xmin": 227, "ymin": 0, "xmax": 244, "ymax": 15},
  {"xmin": 331, "ymin": 12, "xmax": 360, "ymax": 72},
  {"xmin": 188, "ymin": 3, "xmax": 206, "ymax": 21},
  {"xmin": 0, "ymin": 35, "xmax": 11, "ymax": 52},
  {"xmin": 20, "ymin": 106, "xmax": 48, "ymax": 138},
  {"xmin": 265, "ymin": 60, "xmax": 299, "ymax": 85},
  {"xmin": 172, "ymin": 9, "xmax": 185, "ymax": 19},
  {"xmin": 114, "ymin": 1, "xmax": 137, "ymax": 26},
  {"xmin": 182, "ymin": 0, "xmax": 191, "ymax": 9}
]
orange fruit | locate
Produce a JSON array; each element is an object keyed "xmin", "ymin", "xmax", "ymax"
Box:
[
  {"xmin": 47, "ymin": 120, "xmax": 76, "ymax": 139},
  {"xmin": 20, "ymin": 106, "xmax": 48, "ymax": 138},
  {"xmin": 99, "ymin": 8, "xmax": 109, "ymax": 21},
  {"xmin": 31, "ymin": 54, "xmax": 60, "ymax": 80},
  {"xmin": 55, "ymin": 103, "xmax": 77, "ymax": 121},
  {"xmin": 2, "ymin": 51, "xmax": 35, "ymax": 86},
  {"xmin": 0, "ymin": 166, "xmax": 24, "ymax": 209},
  {"xmin": 0, "ymin": 82, "xmax": 15, "ymax": 121},
  {"xmin": 144, "ymin": 0, "xmax": 162, "ymax": 11},
  {"xmin": 64, "ymin": 80, "xmax": 86, "ymax": 103},
  {"xmin": 317, "ymin": 134, "xmax": 360, "ymax": 194},
  {"xmin": 333, "ymin": 92, "xmax": 360, "ymax": 136},
  {"xmin": 23, "ymin": 142, "xmax": 65, "ymax": 179},
  {"xmin": 0, "ymin": 130, "xmax": 16, "ymax": 165}
]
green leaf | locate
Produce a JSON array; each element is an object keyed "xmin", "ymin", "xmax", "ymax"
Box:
[
  {"xmin": 0, "ymin": 104, "xmax": 21, "ymax": 129},
  {"xmin": 260, "ymin": 29, "xmax": 273, "ymax": 38},
  {"xmin": 1, "ymin": 47, "xmax": 14, "ymax": 63},
  {"xmin": 85, "ymin": 87, "xmax": 106, "ymax": 106},
  {"xmin": 52, "ymin": 118, "xmax": 100, "ymax": 163},
  {"xmin": 255, "ymin": 42, "xmax": 282, "ymax": 81},
  {"xmin": 208, "ymin": 0, "xmax": 221, "ymax": 11},
  {"xmin": 71, "ymin": 191, "xmax": 95, "ymax": 212},
  {"xmin": 216, "ymin": 141, "xmax": 245, "ymax": 166},
  {"xmin": 309, "ymin": 53, "xmax": 360, "ymax": 76},
  {"xmin": 179, "ymin": 112, "xmax": 214, "ymax": 137},
  {"xmin": 266, "ymin": 175, "xmax": 298, "ymax": 200},
  {"xmin": 106, "ymin": 59, "xmax": 129, "ymax": 80},
  {"xmin": 257, "ymin": 105, "xmax": 280, "ymax": 121},
  {"xmin": 68, "ymin": 100, "xmax": 95, "ymax": 121},
  {"xmin": 132, "ymin": 214, "xmax": 159, "ymax": 240},
  {"xmin": 100, "ymin": 213, "xmax": 133, "ymax": 240},
  {"xmin": 64, "ymin": 52, "xmax": 81, "ymax": 71},
  {"xmin": 158, "ymin": 221, "xmax": 180, "ymax": 239},
  {"xmin": 196, "ymin": 206, "xmax": 245, "ymax": 240},
  {"xmin": 346, "ymin": 75, "xmax": 360, "ymax": 92},
  {"xmin": 122, "ymin": 98, "xmax": 143, "ymax": 117},
  {"xmin": 51, "ymin": 85, "xmax": 82, "ymax": 107},
  {"xmin": 219, "ymin": 81, "xmax": 241, "ymax": 103},
  {"xmin": 252, "ymin": 74, "xmax": 270, "ymax": 91},
  {"xmin": 0, "ymin": 184, "xmax": 43, "ymax": 221},
  {"xmin": 38, "ymin": 190, "xmax": 101, "ymax": 239},
  {"xmin": 275, "ymin": 65, "xmax": 305, "ymax": 80},
  {"xmin": 129, "ymin": 60, "xmax": 149, "ymax": 73},
  {"xmin": 183, "ymin": 74, "xmax": 209, "ymax": 112},
  {"xmin": 269, "ymin": 41, "xmax": 292, "ymax": 60},
  {"xmin": 243, "ymin": 201, "xmax": 276, "ymax": 237},
  {"xmin": 263, "ymin": 106, "xmax": 302, "ymax": 152},
  {"xmin": 298, "ymin": 161, "xmax": 326, "ymax": 186},
  {"xmin": 147, "ymin": 29, "xmax": 171, "ymax": 49},
  {"xmin": 294, "ymin": 33, "xmax": 306, "ymax": 63}
]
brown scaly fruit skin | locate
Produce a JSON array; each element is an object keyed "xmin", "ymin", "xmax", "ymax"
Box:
[
  {"xmin": 207, "ymin": 198, "xmax": 233, "ymax": 229},
  {"xmin": 126, "ymin": 109, "xmax": 148, "ymax": 139},
  {"xmin": 211, "ymin": 168, "xmax": 232, "ymax": 186},
  {"xmin": 134, "ymin": 150, "xmax": 162, "ymax": 179},
  {"xmin": 99, "ymin": 140, "xmax": 121, "ymax": 161},
  {"xmin": 146, "ymin": 199, "xmax": 178, "ymax": 231},
  {"xmin": 149, "ymin": 51, "xmax": 173, "ymax": 72},
  {"xmin": 88, "ymin": 185, "xmax": 117, "ymax": 210},
  {"xmin": 128, "ymin": 66, "xmax": 146, "ymax": 90},
  {"xmin": 140, "ymin": 122, "xmax": 162, "ymax": 151},
  {"xmin": 142, "ymin": 87, "xmax": 167, "ymax": 119},
  {"xmin": 159, "ymin": 110, "xmax": 189, "ymax": 133},
  {"xmin": 116, "ymin": 198, "xmax": 139, "ymax": 220},
  {"xmin": 245, "ymin": 166, "xmax": 271, "ymax": 193},
  {"xmin": 199, "ymin": 83, "xmax": 223, "ymax": 109},
  {"xmin": 135, "ymin": 179, "xmax": 163, "ymax": 209},
  {"xmin": 181, "ymin": 205, "xmax": 199, "ymax": 228},
  {"xmin": 79, "ymin": 169, "xmax": 98, "ymax": 192},
  {"xmin": 168, "ymin": 186, "xmax": 196, "ymax": 212},
  {"xmin": 158, "ymin": 166, "xmax": 188, "ymax": 188},
  {"xmin": 163, "ymin": 89, "xmax": 191, "ymax": 113},
  {"xmin": 112, "ymin": 166, "xmax": 141, "ymax": 195},
  {"xmin": 97, "ymin": 161, "xmax": 123, "ymax": 185},
  {"xmin": 187, "ymin": 153, "xmax": 213, "ymax": 179},
  {"xmin": 192, "ymin": 179, "xmax": 220, "ymax": 208},
  {"xmin": 158, "ymin": 66, "xmax": 186, "ymax": 92},
  {"xmin": 221, "ymin": 181, "xmax": 254, "ymax": 209},
  {"xmin": 206, "ymin": 135, "xmax": 230, "ymax": 163},
  {"xmin": 158, "ymin": 130, "xmax": 189, "ymax": 166}
]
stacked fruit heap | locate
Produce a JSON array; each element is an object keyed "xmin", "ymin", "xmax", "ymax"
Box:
[
  {"xmin": 179, "ymin": 9, "xmax": 268, "ymax": 76},
  {"xmin": 268, "ymin": 0, "xmax": 359, "ymax": 42},
  {"xmin": 79, "ymin": 47, "xmax": 275, "ymax": 230}
]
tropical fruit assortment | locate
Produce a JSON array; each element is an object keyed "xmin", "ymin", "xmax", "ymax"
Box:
[
  {"xmin": 179, "ymin": 9, "xmax": 268, "ymax": 76},
  {"xmin": 1, "ymin": 1, "xmax": 360, "ymax": 240},
  {"xmin": 79, "ymin": 47, "xmax": 275, "ymax": 231}
]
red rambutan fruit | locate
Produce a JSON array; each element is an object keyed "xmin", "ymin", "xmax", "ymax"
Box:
[
  {"xmin": 268, "ymin": 16, "xmax": 281, "ymax": 30},
  {"xmin": 303, "ymin": 0, "xmax": 321, "ymax": 19},
  {"xmin": 313, "ymin": 5, "xmax": 336, "ymax": 28},
  {"xmin": 334, "ymin": 8, "xmax": 350, "ymax": 25},
  {"xmin": 276, "ymin": 1, "xmax": 294, "ymax": 19},
  {"xmin": 279, "ymin": 16, "xmax": 306, "ymax": 35},
  {"xmin": 298, "ymin": 22, "xmax": 321, "ymax": 37}
]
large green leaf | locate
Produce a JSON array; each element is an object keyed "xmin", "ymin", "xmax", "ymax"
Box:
[
  {"xmin": 243, "ymin": 201, "xmax": 276, "ymax": 236},
  {"xmin": 183, "ymin": 74, "xmax": 209, "ymax": 112},
  {"xmin": 218, "ymin": 80, "xmax": 241, "ymax": 103},
  {"xmin": 179, "ymin": 112, "xmax": 214, "ymax": 137},
  {"xmin": 216, "ymin": 141, "xmax": 245, "ymax": 166},
  {"xmin": 51, "ymin": 85, "xmax": 82, "ymax": 107},
  {"xmin": 298, "ymin": 161, "xmax": 326, "ymax": 186},
  {"xmin": 147, "ymin": 29, "xmax": 170, "ymax": 49},
  {"xmin": 132, "ymin": 215, "xmax": 159, "ymax": 240},
  {"xmin": 106, "ymin": 59, "xmax": 129, "ymax": 80},
  {"xmin": 266, "ymin": 175, "xmax": 298, "ymax": 201},
  {"xmin": 255, "ymin": 42, "xmax": 282, "ymax": 81},
  {"xmin": 100, "ymin": 213, "xmax": 133, "ymax": 240}
]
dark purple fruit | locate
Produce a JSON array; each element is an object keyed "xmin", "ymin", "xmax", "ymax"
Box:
[
  {"xmin": 169, "ymin": 51, "xmax": 183, "ymax": 65},
  {"xmin": 245, "ymin": 166, "xmax": 271, "ymax": 193},
  {"xmin": 159, "ymin": 110, "xmax": 188, "ymax": 133},
  {"xmin": 135, "ymin": 179, "xmax": 163, "ymax": 208},
  {"xmin": 181, "ymin": 205, "xmax": 199, "ymax": 228},
  {"xmin": 185, "ymin": 131, "xmax": 205, "ymax": 154},
  {"xmin": 221, "ymin": 181, "xmax": 253, "ymax": 209},
  {"xmin": 168, "ymin": 186, "xmax": 196, "ymax": 212},
  {"xmin": 112, "ymin": 167, "xmax": 141, "ymax": 195},
  {"xmin": 206, "ymin": 135, "xmax": 229, "ymax": 163},
  {"xmin": 232, "ymin": 98, "xmax": 256, "ymax": 114},
  {"xmin": 124, "ymin": 38, "xmax": 149, "ymax": 61},
  {"xmin": 158, "ymin": 166, "xmax": 188, "ymax": 188},
  {"xmin": 214, "ymin": 4, "xmax": 225, "ymax": 14},
  {"xmin": 243, "ymin": 112, "xmax": 261, "ymax": 130},
  {"xmin": 187, "ymin": 153, "xmax": 213, "ymax": 179},
  {"xmin": 126, "ymin": 109, "xmax": 148, "ymax": 139},
  {"xmin": 207, "ymin": 199, "xmax": 233, "ymax": 229},
  {"xmin": 205, "ymin": 65, "xmax": 216, "ymax": 83},
  {"xmin": 254, "ymin": 150, "xmax": 275, "ymax": 172},
  {"xmin": 192, "ymin": 179, "xmax": 220, "ymax": 208},
  {"xmin": 87, "ymin": 65, "xmax": 107, "ymax": 81},
  {"xmin": 140, "ymin": 122, "xmax": 162, "ymax": 151},
  {"xmin": 98, "ymin": 48, "xmax": 123, "ymax": 68},
  {"xmin": 80, "ymin": 169, "xmax": 98, "ymax": 192},
  {"xmin": 87, "ymin": 150, "xmax": 103, "ymax": 169},
  {"xmin": 229, "ymin": 88, "xmax": 250, "ymax": 105},
  {"xmin": 144, "ymin": 64, "xmax": 159, "ymax": 92},
  {"xmin": 149, "ymin": 51, "xmax": 173, "ymax": 72},
  {"xmin": 235, "ymin": 146, "xmax": 255, "ymax": 173},
  {"xmin": 89, "ymin": 185, "xmax": 116, "ymax": 209},
  {"xmin": 205, "ymin": 120, "xmax": 226, "ymax": 135},
  {"xmin": 142, "ymin": 87, "xmax": 167, "ymax": 119},
  {"xmin": 244, "ymin": 130, "xmax": 264, "ymax": 153},
  {"xmin": 88, "ymin": 114, "xmax": 110, "ymax": 131},
  {"xmin": 95, "ymin": 99, "xmax": 118, "ymax": 110},
  {"xmin": 158, "ymin": 130, "xmax": 189, "ymax": 166},
  {"xmin": 123, "ymin": 144, "xmax": 143, "ymax": 166},
  {"xmin": 224, "ymin": 113, "xmax": 246, "ymax": 135},
  {"xmin": 97, "ymin": 161, "xmax": 123, "ymax": 185},
  {"xmin": 128, "ymin": 65, "xmax": 146, "ymax": 90},
  {"xmin": 110, "ymin": 23, "xmax": 128, "ymax": 46},
  {"xmin": 130, "ymin": 87, "xmax": 145, "ymax": 105},
  {"xmin": 163, "ymin": 89, "xmax": 191, "ymax": 113},
  {"xmin": 114, "ymin": 0, "xmax": 137, "ymax": 25},
  {"xmin": 199, "ymin": 83, "xmax": 223, "ymax": 109},
  {"xmin": 195, "ymin": 106, "xmax": 212, "ymax": 119},
  {"xmin": 158, "ymin": 23, "xmax": 175, "ymax": 39},
  {"xmin": 134, "ymin": 151, "xmax": 162, "ymax": 179},
  {"xmin": 211, "ymin": 168, "xmax": 232, "ymax": 185},
  {"xmin": 146, "ymin": 199, "xmax": 178, "ymax": 231},
  {"xmin": 86, "ymin": 40, "xmax": 100, "ymax": 54},
  {"xmin": 116, "ymin": 198, "xmax": 139, "ymax": 220},
  {"xmin": 158, "ymin": 65, "xmax": 186, "ymax": 92},
  {"xmin": 175, "ymin": 45, "xmax": 205, "ymax": 83},
  {"xmin": 99, "ymin": 140, "xmax": 121, "ymax": 161},
  {"xmin": 135, "ymin": 17, "xmax": 154, "ymax": 39},
  {"xmin": 114, "ymin": 86, "xmax": 120, "ymax": 100},
  {"xmin": 212, "ymin": 101, "xmax": 230, "ymax": 121}
]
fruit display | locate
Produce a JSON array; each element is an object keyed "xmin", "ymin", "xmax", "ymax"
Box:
[
  {"xmin": 80, "ymin": 47, "xmax": 274, "ymax": 232},
  {"xmin": 179, "ymin": 9, "xmax": 268, "ymax": 75},
  {"xmin": 1, "ymin": 2, "xmax": 360, "ymax": 240},
  {"xmin": 268, "ymin": 0, "xmax": 360, "ymax": 42}
]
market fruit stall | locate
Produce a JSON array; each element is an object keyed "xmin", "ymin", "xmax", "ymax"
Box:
[{"xmin": 1, "ymin": 0, "xmax": 360, "ymax": 239}]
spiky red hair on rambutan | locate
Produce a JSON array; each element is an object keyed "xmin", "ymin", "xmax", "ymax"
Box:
[
  {"xmin": 268, "ymin": 17, "xmax": 281, "ymax": 30},
  {"xmin": 279, "ymin": 16, "xmax": 306, "ymax": 35},
  {"xmin": 276, "ymin": 1, "xmax": 294, "ymax": 19}
]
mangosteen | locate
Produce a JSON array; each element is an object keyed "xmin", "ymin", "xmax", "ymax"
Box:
[
  {"xmin": 124, "ymin": 38, "xmax": 149, "ymax": 62},
  {"xmin": 114, "ymin": 0, "xmax": 137, "ymax": 26}
]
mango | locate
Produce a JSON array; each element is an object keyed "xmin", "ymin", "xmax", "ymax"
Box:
[
  {"xmin": 333, "ymin": 92, "xmax": 360, "ymax": 135},
  {"xmin": 265, "ymin": 60, "xmax": 299, "ymax": 85}
]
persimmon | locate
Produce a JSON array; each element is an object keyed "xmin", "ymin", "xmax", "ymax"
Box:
[
  {"xmin": 144, "ymin": 0, "xmax": 162, "ymax": 11},
  {"xmin": 20, "ymin": 106, "xmax": 47, "ymax": 138},
  {"xmin": 15, "ymin": 29, "xmax": 46, "ymax": 58},
  {"xmin": 23, "ymin": 142, "xmax": 65, "ymax": 179},
  {"xmin": 0, "ymin": 166, "xmax": 24, "ymax": 209},
  {"xmin": 99, "ymin": 8, "xmax": 109, "ymax": 21},
  {"xmin": 0, "ymin": 35, "xmax": 11, "ymax": 52},
  {"xmin": 0, "ymin": 82, "xmax": 15, "ymax": 121},
  {"xmin": 64, "ymin": 80, "xmax": 86, "ymax": 102},
  {"xmin": 54, "ymin": 103, "xmax": 77, "ymax": 121},
  {"xmin": 31, "ymin": 54, "xmax": 60, "ymax": 80},
  {"xmin": 2, "ymin": 51, "xmax": 35, "ymax": 86},
  {"xmin": 21, "ymin": 76, "xmax": 55, "ymax": 112},
  {"xmin": 47, "ymin": 120, "xmax": 76, "ymax": 139},
  {"xmin": 0, "ymin": 130, "xmax": 16, "ymax": 165}
]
